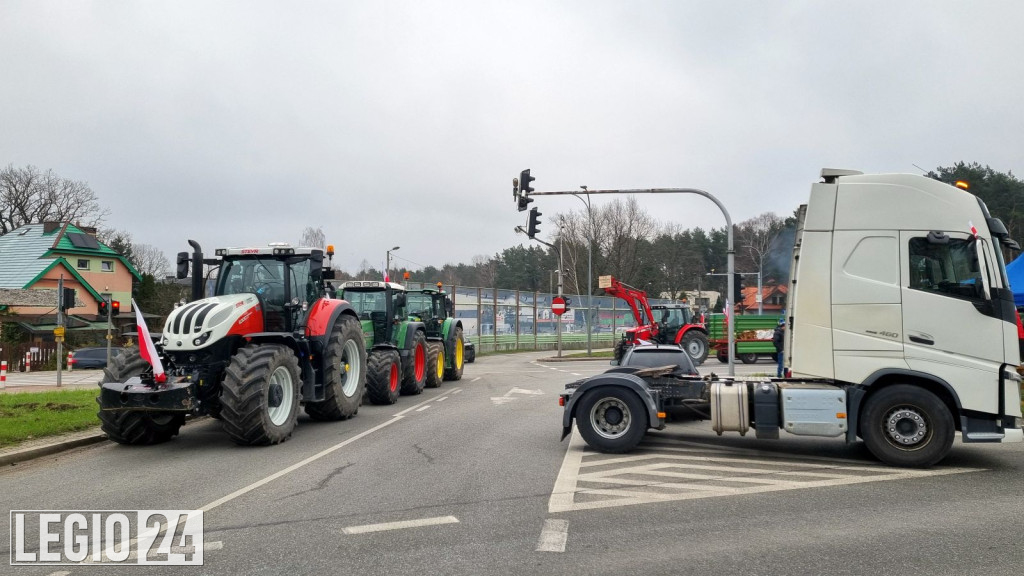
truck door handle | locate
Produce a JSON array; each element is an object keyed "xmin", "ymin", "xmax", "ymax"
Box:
[{"xmin": 909, "ymin": 335, "xmax": 934, "ymax": 346}]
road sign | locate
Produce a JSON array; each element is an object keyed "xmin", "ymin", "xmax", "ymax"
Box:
[
  {"xmin": 552, "ymin": 296, "xmax": 566, "ymax": 316},
  {"xmin": 54, "ymin": 326, "xmax": 66, "ymax": 337}
]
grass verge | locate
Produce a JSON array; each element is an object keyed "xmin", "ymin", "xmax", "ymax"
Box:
[{"xmin": 0, "ymin": 389, "xmax": 99, "ymax": 448}]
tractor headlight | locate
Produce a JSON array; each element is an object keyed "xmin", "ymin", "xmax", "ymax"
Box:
[{"xmin": 192, "ymin": 331, "xmax": 212, "ymax": 347}]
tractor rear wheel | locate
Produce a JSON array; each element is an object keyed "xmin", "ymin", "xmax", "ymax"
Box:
[
  {"xmin": 97, "ymin": 349, "xmax": 185, "ymax": 445},
  {"xmin": 613, "ymin": 339, "xmax": 628, "ymax": 364},
  {"xmin": 425, "ymin": 342, "xmax": 444, "ymax": 388},
  {"xmin": 680, "ymin": 331, "xmax": 709, "ymax": 365},
  {"xmin": 401, "ymin": 331, "xmax": 427, "ymax": 395},
  {"xmin": 306, "ymin": 315, "xmax": 366, "ymax": 421},
  {"xmin": 443, "ymin": 326, "xmax": 465, "ymax": 381},
  {"xmin": 221, "ymin": 344, "xmax": 301, "ymax": 445},
  {"xmin": 366, "ymin": 349, "xmax": 401, "ymax": 405}
]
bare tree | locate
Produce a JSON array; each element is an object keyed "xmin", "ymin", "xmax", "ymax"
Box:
[
  {"xmin": 472, "ymin": 254, "xmax": 498, "ymax": 288},
  {"xmin": 0, "ymin": 164, "xmax": 108, "ymax": 234},
  {"xmin": 598, "ymin": 197, "xmax": 658, "ymax": 284},
  {"xmin": 736, "ymin": 212, "xmax": 786, "ymax": 284},
  {"xmin": 300, "ymin": 226, "xmax": 326, "ymax": 248},
  {"xmin": 133, "ymin": 244, "xmax": 170, "ymax": 277}
]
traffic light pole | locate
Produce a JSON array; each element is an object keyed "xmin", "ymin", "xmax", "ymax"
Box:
[
  {"xmin": 514, "ymin": 184, "xmax": 736, "ymax": 375},
  {"xmin": 515, "ymin": 225, "xmax": 564, "ymax": 358}
]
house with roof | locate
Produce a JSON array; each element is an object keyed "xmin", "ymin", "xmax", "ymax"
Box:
[
  {"xmin": 736, "ymin": 283, "xmax": 788, "ymax": 315},
  {"xmin": 0, "ymin": 222, "xmax": 140, "ymax": 335}
]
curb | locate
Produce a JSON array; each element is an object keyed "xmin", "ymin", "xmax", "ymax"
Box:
[
  {"xmin": 537, "ymin": 355, "xmax": 613, "ymax": 363},
  {"xmin": 0, "ymin": 433, "xmax": 109, "ymax": 467}
]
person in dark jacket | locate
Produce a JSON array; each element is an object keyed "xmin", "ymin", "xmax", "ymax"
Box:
[{"xmin": 772, "ymin": 318, "xmax": 785, "ymax": 378}]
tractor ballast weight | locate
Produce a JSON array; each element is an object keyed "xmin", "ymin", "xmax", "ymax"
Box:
[
  {"xmin": 338, "ymin": 281, "xmax": 431, "ymax": 403},
  {"xmin": 98, "ymin": 241, "xmax": 367, "ymax": 446}
]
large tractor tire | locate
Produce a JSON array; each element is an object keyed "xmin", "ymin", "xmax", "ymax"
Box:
[
  {"xmin": 443, "ymin": 326, "xmax": 465, "ymax": 381},
  {"xmin": 401, "ymin": 331, "xmax": 427, "ymax": 395},
  {"xmin": 859, "ymin": 384, "xmax": 955, "ymax": 467},
  {"xmin": 306, "ymin": 315, "xmax": 367, "ymax": 421},
  {"xmin": 680, "ymin": 331, "xmax": 709, "ymax": 365},
  {"xmin": 221, "ymin": 344, "xmax": 301, "ymax": 446},
  {"xmin": 575, "ymin": 387, "xmax": 648, "ymax": 453},
  {"xmin": 97, "ymin": 349, "xmax": 185, "ymax": 445},
  {"xmin": 425, "ymin": 342, "xmax": 444, "ymax": 388},
  {"xmin": 366, "ymin": 349, "xmax": 401, "ymax": 405},
  {"xmin": 613, "ymin": 339, "xmax": 628, "ymax": 364}
]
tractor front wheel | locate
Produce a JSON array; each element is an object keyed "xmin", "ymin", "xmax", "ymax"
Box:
[
  {"xmin": 366, "ymin": 349, "xmax": 401, "ymax": 405},
  {"xmin": 97, "ymin": 349, "xmax": 184, "ymax": 445},
  {"xmin": 680, "ymin": 331, "xmax": 709, "ymax": 365},
  {"xmin": 425, "ymin": 342, "xmax": 444, "ymax": 388},
  {"xmin": 306, "ymin": 315, "xmax": 367, "ymax": 421},
  {"xmin": 220, "ymin": 345, "xmax": 301, "ymax": 446}
]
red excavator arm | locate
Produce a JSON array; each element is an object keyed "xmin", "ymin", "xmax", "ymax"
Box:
[{"xmin": 598, "ymin": 275, "xmax": 657, "ymax": 341}]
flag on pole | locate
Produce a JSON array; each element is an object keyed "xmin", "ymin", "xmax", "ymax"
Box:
[
  {"xmin": 132, "ymin": 299, "xmax": 166, "ymax": 383},
  {"xmin": 723, "ymin": 298, "xmax": 730, "ymax": 330}
]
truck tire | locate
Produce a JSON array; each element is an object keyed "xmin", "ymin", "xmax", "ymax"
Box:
[
  {"xmin": 739, "ymin": 352, "xmax": 758, "ymax": 364},
  {"xmin": 366, "ymin": 349, "xmax": 401, "ymax": 405},
  {"xmin": 443, "ymin": 326, "xmax": 465, "ymax": 381},
  {"xmin": 305, "ymin": 315, "xmax": 367, "ymax": 421},
  {"xmin": 681, "ymin": 331, "xmax": 709, "ymax": 365},
  {"xmin": 859, "ymin": 384, "xmax": 955, "ymax": 467},
  {"xmin": 576, "ymin": 387, "xmax": 647, "ymax": 453},
  {"xmin": 98, "ymin": 349, "xmax": 185, "ymax": 445},
  {"xmin": 425, "ymin": 342, "xmax": 444, "ymax": 388},
  {"xmin": 220, "ymin": 344, "xmax": 301, "ymax": 446},
  {"xmin": 401, "ymin": 331, "xmax": 427, "ymax": 395}
]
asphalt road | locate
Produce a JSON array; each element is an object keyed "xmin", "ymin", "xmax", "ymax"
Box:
[{"xmin": 2, "ymin": 352, "xmax": 1022, "ymax": 575}]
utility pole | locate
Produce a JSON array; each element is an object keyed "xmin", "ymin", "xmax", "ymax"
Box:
[
  {"xmin": 516, "ymin": 224, "xmax": 563, "ymax": 357},
  {"xmin": 56, "ymin": 276, "xmax": 64, "ymax": 388},
  {"xmin": 574, "ymin": 187, "xmax": 594, "ymax": 356}
]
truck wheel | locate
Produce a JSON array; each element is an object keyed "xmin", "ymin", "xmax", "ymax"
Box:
[
  {"xmin": 401, "ymin": 331, "xmax": 427, "ymax": 395},
  {"xmin": 221, "ymin": 345, "xmax": 301, "ymax": 446},
  {"xmin": 97, "ymin": 349, "xmax": 184, "ymax": 445},
  {"xmin": 739, "ymin": 352, "xmax": 758, "ymax": 364},
  {"xmin": 425, "ymin": 342, "xmax": 444, "ymax": 388},
  {"xmin": 443, "ymin": 326, "xmax": 465, "ymax": 381},
  {"xmin": 306, "ymin": 315, "xmax": 367, "ymax": 421},
  {"xmin": 716, "ymin": 351, "xmax": 728, "ymax": 364},
  {"xmin": 576, "ymin": 387, "xmax": 647, "ymax": 453},
  {"xmin": 681, "ymin": 331, "xmax": 709, "ymax": 365},
  {"xmin": 860, "ymin": 384, "xmax": 955, "ymax": 467},
  {"xmin": 366, "ymin": 349, "xmax": 401, "ymax": 404}
]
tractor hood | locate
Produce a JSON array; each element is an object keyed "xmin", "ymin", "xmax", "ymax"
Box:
[{"xmin": 162, "ymin": 294, "xmax": 263, "ymax": 351}]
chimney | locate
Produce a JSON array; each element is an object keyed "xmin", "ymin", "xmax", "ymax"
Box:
[{"xmin": 43, "ymin": 222, "xmax": 60, "ymax": 234}]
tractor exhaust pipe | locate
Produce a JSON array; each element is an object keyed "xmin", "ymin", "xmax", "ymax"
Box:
[{"xmin": 177, "ymin": 240, "xmax": 205, "ymax": 301}]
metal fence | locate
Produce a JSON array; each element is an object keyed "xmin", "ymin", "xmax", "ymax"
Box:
[{"xmin": 403, "ymin": 282, "xmax": 675, "ymax": 354}]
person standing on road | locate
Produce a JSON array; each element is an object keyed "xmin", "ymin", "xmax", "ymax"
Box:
[{"xmin": 772, "ymin": 318, "xmax": 785, "ymax": 378}]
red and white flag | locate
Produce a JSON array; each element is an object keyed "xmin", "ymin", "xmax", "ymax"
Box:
[
  {"xmin": 969, "ymin": 221, "xmax": 979, "ymax": 238},
  {"xmin": 132, "ymin": 299, "xmax": 166, "ymax": 383}
]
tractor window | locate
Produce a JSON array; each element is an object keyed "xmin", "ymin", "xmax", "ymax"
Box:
[
  {"xmin": 286, "ymin": 259, "xmax": 316, "ymax": 304},
  {"xmin": 406, "ymin": 294, "xmax": 433, "ymax": 320},
  {"xmin": 346, "ymin": 291, "xmax": 387, "ymax": 319},
  {"xmin": 217, "ymin": 257, "xmax": 286, "ymax": 304}
]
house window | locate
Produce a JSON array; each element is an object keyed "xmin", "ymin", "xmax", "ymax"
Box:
[
  {"xmin": 101, "ymin": 261, "xmax": 114, "ymax": 272},
  {"xmin": 77, "ymin": 259, "xmax": 89, "ymax": 270}
]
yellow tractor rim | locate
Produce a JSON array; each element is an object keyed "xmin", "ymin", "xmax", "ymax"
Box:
[
  {"xmin": 455, "ymin": 339, "xmax": 464, "ymax": 369},
  {"xmin": 436, "ymin": 348, "xmax": 445, "ymax": 380}
]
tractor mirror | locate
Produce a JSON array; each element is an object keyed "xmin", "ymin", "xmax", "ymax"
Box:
[
  {"xmin": 176, "ymin": 252, "xmax": 189, "ymax": 279},
  {"xmin": 395, "ymin": 293, "xmax": 406, "ymax": 307},
  {"xmin": 321, "ymin": 268, "xmax": 336, "ymax": 280}
]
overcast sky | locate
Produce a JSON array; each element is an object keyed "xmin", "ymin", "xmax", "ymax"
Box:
[{"xmin": 3, "ymin": 1, "xmax": 1022, "ymax": 276}]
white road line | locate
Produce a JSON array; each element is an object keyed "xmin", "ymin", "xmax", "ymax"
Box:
[
  {"xmin": 452, "ymin": 389, "xmax": 463, "ymax": 394},
  {"xmin": 342, "ymin": 515, "xmax": 459, "ymax": 535},
  {"xmin": 199, "ymin": 395, "xmax": 437, "ymax": 513},
  {"xmin": 570, "ymin": 373, "xmax": 581, "ymax": 376},
  {"xmin": 46, "ymin": 572, "xmax": 71, "ymax": 576},
  {"xmin": 548, "ymin": 430, "xmax": 586, "ymax": 513},
  {"xmin": 415, "ymin": 405, "xmax": 431, "ymax": 412},
  {"xmin": 205, "ymin": 541, "xmax": 224, "ymax": 551},
  {"xmin": 471, "ymin": 377, "xmax": 481, "ymax": 382},
  {"xmin": 437, "ymin": 396, "xmax": 449, "ymax": 402},
  {"xmin": 535, "ymin": 519, "xmax": 569, "ymax": 552}
]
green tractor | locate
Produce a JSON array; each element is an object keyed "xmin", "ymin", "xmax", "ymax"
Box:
[
  {"xmin": 338, "ymin": 281, "xmax": 429, "ymax": 404},
  {"xmin": 406, "ymin": 284, "xmax": 465, "ymax": 384}
]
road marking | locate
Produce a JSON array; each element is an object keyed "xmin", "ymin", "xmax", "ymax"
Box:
[
  {"xmin": 548, "ymin": 433, "xmax": 984, "ymax": 513},
  {"xmin": 199, "ymin": 394, "xmax": 437, "ymax": 513},
  {"xmin": 471, "ymin": 377, "xmax": 481, "ymax": 382},
  {"xmin": 437, "ymin": 396, "xmax": 449, "ymax": 402},
  {"xmin": 452, "ymin": 389, "xmax": 463, "ymax": 394},
  {"xmin": 205, "ymin": 541, "xmax": 224, "ymax": 551},
  {"xmin": 343, "ymin": 515, "xmax": 459, "ymax": 535},
  {"xmin": 570, "ymin": 373, "xmax": 581, "ymax": 376},
  {"xmin": 535, "ymin": 519, "xmax": 569, "ymax": 552},
  {"xmin": 415, "ymin": 405, "xmax": 431, "ymax": 412},
  {"xmin": 492, "ymin": 386, "xmax": 546, "ymax": 405},
  {"xmin": 46, "ymin": 572, "xmax": 71, "ymax": 576}
]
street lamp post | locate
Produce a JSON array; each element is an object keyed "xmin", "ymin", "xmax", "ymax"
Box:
[
  {"xmin": 386, "ymin": 246, "xmax": 400, "ymax": 282},
  {"xmin": 573, "ymin": 186, "xmax": 594, "ymax": 356}
]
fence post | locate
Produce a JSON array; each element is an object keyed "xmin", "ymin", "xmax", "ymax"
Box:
[
  {"xmin": 0, "ymin": 360, "xmax": 6, "ymax": 389},
  {"xmin": 492, "ymin": 287, "xmax": 499, "ymax": 352},
  {"xmin": 534, "ymin": 290, "xmax": 539, "ymax": 351},
  {"xmin": 67, "ymin": 351, "xmax": 74, "ymax": 372},
  {"xmin": 515, "ymin": 289, "xmax": 521, "ymax": 350},
  {"xmin": 25, "ymin": 351, "xmax": 31, "ymax": 373}
]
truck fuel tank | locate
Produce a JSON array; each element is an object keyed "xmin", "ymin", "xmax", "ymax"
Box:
[{"xmin": 711, "ymin": 381, "xmax": 749, "ymax": 436}]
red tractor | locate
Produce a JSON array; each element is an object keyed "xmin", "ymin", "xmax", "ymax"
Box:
[{"xmin": 599, "ymin": 275, "xmax": 709, "ymax": 365}]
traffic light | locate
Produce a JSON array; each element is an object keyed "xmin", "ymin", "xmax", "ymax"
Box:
[
  {"xmin": 733, "ymin": 273, "xmax": 743, "ymax": 304},
  {"xmin": 517, "ymin": 169, "xmax": 536, "ymax": 211},
  {"xmin": 564, "ymin": 297, "xmax": 572, "ymax": 314},
  {"xmin": 98, "ymin": 300, "xmax": 108, "ymax": 316},
  {"xmin": 59, "ymin": 287, "xmax": 76, "ymax": 312},
  {"xmin": 111, "ymin": 300, "xmax": 121, "ymax": 316},
  {"xmin": 527, "ymin": 207, "xmax": 542, "ymax": 238}
]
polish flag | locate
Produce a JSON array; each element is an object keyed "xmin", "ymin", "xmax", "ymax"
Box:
[
  {"xmin": 132, "ymin": 299, "xmax": 166, "ymax": 383},
  {"xmin": 723, "ymin": 299, "xmax": 730, "ymax": 330}
]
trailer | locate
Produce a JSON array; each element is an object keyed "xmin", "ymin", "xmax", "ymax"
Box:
[{"xmin": 560, "ymin": 169, "xmax": 1024, "ymax": 467}]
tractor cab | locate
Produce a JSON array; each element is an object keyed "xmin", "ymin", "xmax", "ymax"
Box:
[
  {"xmin": 214, "ymin": 244, "xmax": 330, "ymax": 333},
  {"xmin": 338, "ymin": 281, "xmax": 407, "ymax": 346},
  {"xmin": 406, "ymin": 285, "xmax": 454, "ymax": 339},
  {"xmin": 650, "ymin": 304, "xmax": 697, "ymax": 344}
]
